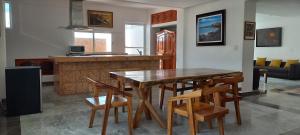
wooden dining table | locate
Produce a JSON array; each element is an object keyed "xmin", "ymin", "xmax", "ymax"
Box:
[{"xmin": 109, "ymin": 68, "xmax": 242, "ymax": 129}]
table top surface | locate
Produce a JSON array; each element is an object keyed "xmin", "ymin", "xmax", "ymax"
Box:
[{"xmin": 110, "ymin": 68, "xmax": 242, "ymax": 85}]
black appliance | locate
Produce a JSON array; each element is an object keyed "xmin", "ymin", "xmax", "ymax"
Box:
[
  {"xmin": 5, "ymin": 66, "xmax": 42, "ymax": 116},
  {"xmin": 66, "ymin": 46, "xmax": 85, "ymax": 56}
]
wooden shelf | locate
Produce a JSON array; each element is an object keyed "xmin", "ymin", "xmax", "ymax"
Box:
[{"xmin": 151, "ymin": 10, "xmax": 177, "ymax": 25}]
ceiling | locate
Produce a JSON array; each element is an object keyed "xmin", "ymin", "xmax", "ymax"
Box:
[
  {"xmin": 88, "ymin": 0, "xmax": 218, "ymax": 9},
  {"xmin": 256, "ymin": 0, "xmax": 300, "ymax": 17}
]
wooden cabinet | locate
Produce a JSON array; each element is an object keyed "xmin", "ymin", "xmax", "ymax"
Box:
[
  {"xmin": 151, "ymin": 10, "xmax": 177, "ymax": 24},
  {"xmin": 15, "ymin": 58, "xmax": 54, "ymax": 75},
  {"xmin": 156, "ymin": 30, "xmax": 176, "ymax": 69}
]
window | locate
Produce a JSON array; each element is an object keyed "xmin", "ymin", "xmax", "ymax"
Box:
[
  {"xmin": 74, "ymin": 32, "xmax": 112, "ymax": 53},
  {"xmin": 125, "ymin": 24, "xmax": 144, "ymax": 55},
  {"xmin": 4, "ymin": 2, "xmax": 12, "ymax": 29}
]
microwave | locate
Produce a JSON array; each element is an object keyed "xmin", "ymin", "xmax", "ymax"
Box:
[{"xmin": 67, "ymin": 46, "xmax": 85, "ymax": 55}]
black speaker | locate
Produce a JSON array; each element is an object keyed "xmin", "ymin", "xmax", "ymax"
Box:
[{"xmin": 5, "ymin": 66, "xmax": 42, "ymax": 116}]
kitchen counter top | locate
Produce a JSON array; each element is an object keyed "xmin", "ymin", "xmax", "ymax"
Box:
[{"xmin": 50, "ymin": 55, "xmax": 167, "ymax": 63}]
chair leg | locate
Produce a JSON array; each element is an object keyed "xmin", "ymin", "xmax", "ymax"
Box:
[
  {"xmin": 149, "ymin": 89, "xmax": 152, "ymax": 105},
  {"xmin": 234, "ymin": 99, "xmax": 242, "ymax": 125},
  {"xmin": 102, "ymin": 108, "xmax": 110, "ymax": 135},
  {"xmin": 114, "ymin": 107, "xmax": 119, "ymax": 124},
  {"xmin": 221, "ymin": 102, "xmax": 226, "ymax": 107},
  {"xmin": 187, "ymin": 99, "xmax": 196, "ymax": 135},
  {"xmin": 167, "ymin": 101, "xmax": 174, "ymax": 135},
  {"xmin": 179, "ymin": 91, "xmax": 184, "ymax": 104},
  {"xmin": 102, "ymin": 93, "xmax": 112, "ymax": 135},
  {"xmin": 88, "ymin": 109, "xmax": 96, "ymax": 128},
  {"xmin": 122, "ymin": 106, "xmax": 126, "ymax": 113},
  {"xmin": 127, "ymin": 98, "xmax": 133, "ymax": 135},
  {"xmin": 207, "ymin": 120, "xmax": 213, "ymax": 129},
  {"xmin": 172, "ymin": 90, "xmax": 177, "ymax": 106},
  {"xmin": 217, "ymin": 117, "xmax": 225, "ymax": 135},
  {"xmin": 195, "ymin": 120, "xmax": 199, "ymax": 133},
  {"xmin": 159, "ymin": 85, "xmax": 165, "ymax": 109}
]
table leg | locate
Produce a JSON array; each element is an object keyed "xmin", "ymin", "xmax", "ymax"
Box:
[
  {"xmin": 264, "ymin": 73, "xmax": 268, "ymax": 83},
  {"xmin": 133, "ymin": 85, "xmax": 166, "ymax": 129},
  {"xmin": 144, "ymin": 88, "xmax": 152, "ymax": 120},
  {"xmin": 144, "ymin": 100, "xmax": 166, "ymax": 128},
  {"xmin": 133, "ymin": 85, "xmax": 146, "ymax": 128}
]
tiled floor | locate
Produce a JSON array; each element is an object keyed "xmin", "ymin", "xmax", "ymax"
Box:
[
  {"xmin": 0, "ymin": 114, "xmax": 21, "ymax": 135},
  {"xmin": 245, "ymin": 77, "xmax": 300, "ymax": 113},
  {"xmin": 1, "ymin": 78, "xmax": 300, "ymax": 135}
]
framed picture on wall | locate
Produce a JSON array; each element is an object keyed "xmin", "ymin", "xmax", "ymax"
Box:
[
  {"xmin": 196, "ymin": 9, "xmax": 226, "ymax": 46},
  {"xmin": 256, "ymin": 27, "xmax": 282, "ymax": 47},
  {"xmin": 87, "ymin": 10, "xmax": 113, "ymax": 28},
  {"xmin": 244, "ymin": 21, "xmax": 256, "ymax": 40}
]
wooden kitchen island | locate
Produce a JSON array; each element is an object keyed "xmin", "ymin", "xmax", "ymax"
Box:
[{"xmin": 51, "ymin": 55, "xmax": 165, "ymax": 95}]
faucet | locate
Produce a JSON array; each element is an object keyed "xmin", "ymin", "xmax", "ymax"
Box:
[{"xmin": 136, "ymin": 49, "xmax": 142, "ymax": 56}]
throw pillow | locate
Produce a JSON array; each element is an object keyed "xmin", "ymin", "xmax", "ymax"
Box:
[
  {"xmin": 269, "ymin": 59, "xmax": 282, "ymax": 68},
  {"xmin": 284, "ymin": 60, "xmax": 299, "ymax": 69},
  {"xmin": 256, "ymin": 57, "xmax": 266, "ymax": 66}
]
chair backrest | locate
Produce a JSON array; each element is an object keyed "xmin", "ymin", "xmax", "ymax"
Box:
[
  {"xmin": 193, "ymin": 79, "xmax": 214, "ymax": 90},
  {"xmin": 201, "ymin": 85, "xmax": 230, "ymax": 106},
  {"xmin": 212, "ymin": 74, "xmax": 244, "ymax": 85},
  {"xmin": 211, "ymin": 74, "xmax": 243, "ymax": 95},
  {"xmin": 173, "ymin": 85, "xmax": 230, "ymax": 107},
  {"xmin": 86, "ymin": 77, "xmax": 119, "ymax": 98}
]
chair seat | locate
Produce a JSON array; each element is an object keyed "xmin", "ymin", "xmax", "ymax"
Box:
[
  {"xmin": 85, "ymin": 95, "xmax": 128, "ymax": 108},
  {"xmin": 174, "ymin": 102, "xmax": 229, "ymax": 121}
]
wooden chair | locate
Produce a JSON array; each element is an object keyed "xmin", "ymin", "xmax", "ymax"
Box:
[
  {"xmin": 159, "ymin": 81, "xmax": 194, "ymax": 109},
  {"xmin": 84, "ymin": 78, "xmax": 133, "ymax": 135},
  {"xmin": 167, "ymin": 85, "xmax": 230, "ymax": 135},
  {"xmin": 211, "ymin": 74, "xmax": 244, "ymax": 125}
]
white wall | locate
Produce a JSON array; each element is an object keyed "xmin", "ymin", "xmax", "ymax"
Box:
[
  {"xmin": 6, "ymin": 0, "xmax": 150, "ymax": 66},
  {"xmin": 255, "ymin": 13, "xmax": 300, "ymax": 60},
  {"xmin": 176, "ymin": 9, "xmax": 185, "ymax": 69},
  {"xmin": 183, "ymin": 0, "xmax": 245, "ymax": 70},
  {"xmin": 6, "ymin": 0, "xmax": 71, "ymax": 66},
  {"xmin": 183, "ymin": 0, "xmax": 254, "ymax": 92},
  {"xmin": 83, "ymin": 1, "xmax": 149, "ymax": 53},
  {"xmin": 0, "ymin": 0, "xmax": 7, "ymax": 99}
]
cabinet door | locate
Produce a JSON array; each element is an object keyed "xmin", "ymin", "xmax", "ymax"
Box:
[
  {"xmin": 156, "ymin": 33, "xmax": 166, "ymax": 55},
  {"xmin": 156, "ymin": 30, "xmax": 176, "ymax": 69}
]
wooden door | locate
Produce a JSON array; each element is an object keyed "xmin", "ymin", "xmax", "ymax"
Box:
[{"xmin": 156, "ymin": 30, "xmax": 176, "ymax": 69}]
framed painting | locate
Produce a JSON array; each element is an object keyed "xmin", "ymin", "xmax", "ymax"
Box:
[
  {"xmin": 244, "ymin": 21, "xmax": 256, "ymax": 40},
  {"xmin": 256, "ymin": 27, "xmax": 282, "ymax": 47},
  {"xmin": 196, "ymin": 9, "xmax": 226, "ymax": 46},
  {"xmin": 88, "ymin": 10, "xmax": 113, "ymax": 28}
]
